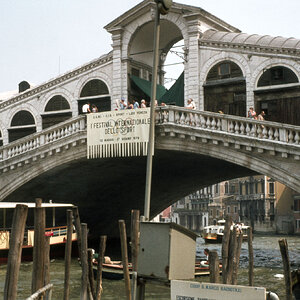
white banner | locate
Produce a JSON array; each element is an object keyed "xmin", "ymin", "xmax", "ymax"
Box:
[
  {"xmin": 171, "ymin": 281, "xmax": 266, "ymax": 300},
  {"xmin": 87, "ymin": 108, "xmax": 150, "ymax": 158}
]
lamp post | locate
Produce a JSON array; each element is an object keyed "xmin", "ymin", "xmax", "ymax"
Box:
[{"xmin": 144, "ymin": 0, "xmax": 172, "ymax": 221}]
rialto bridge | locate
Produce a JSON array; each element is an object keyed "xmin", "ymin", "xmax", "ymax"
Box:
[
  {"xmin": 0, "ymin": 107, "xmax": 300, "ymax": 237},
  {"xmin": 1, "ymin": 0, "xmax": 300, "ymax": 237}
]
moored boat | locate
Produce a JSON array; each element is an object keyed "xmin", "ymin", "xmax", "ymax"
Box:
[
  {"xmin": 0, "ymin": 202, "xmax": 77, "ymax": 264},
  {"xmin": 92, "ymin": 258, "xmax": 221, "ymax": 280},
  {"xmin": 201, "ymin": 220, "xmax": 249, "ymax": 244}
]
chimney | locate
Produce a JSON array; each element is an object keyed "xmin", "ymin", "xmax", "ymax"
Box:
[{"xmin": 19, "ymin": 81, "xmax": 31, "ymax": 93}]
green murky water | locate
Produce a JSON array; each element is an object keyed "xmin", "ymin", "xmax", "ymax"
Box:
[{"xmin": 0, "ymin": 235, "xmax": 299, "ymax": 299}]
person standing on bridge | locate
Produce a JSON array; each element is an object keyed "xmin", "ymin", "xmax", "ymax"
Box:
[
  {"xmin": 257, "ymin": 110, "xmax": 265, "ymax": 121},
  {"xmin": 82, "ymin": 102, "xmax": 91, "ymax": 114},
  {"xmin": 186, "ymin": 98, "xmax": 196, "ymax": 110},
  {"xmin": 247, "ymin": 107, "xmax": 257, "ymax": 119}
]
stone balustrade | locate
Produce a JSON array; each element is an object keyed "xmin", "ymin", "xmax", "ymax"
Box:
[
  {"xmin": 1, "ymin": 107, "xmax": 300, "ymax": 164},
  {"xmin": 0, "ymin": 116, "xmax": 86, "ymax": 161},
  {"xmin": 156, "ymin": 106, "xmax": 300, "ymax": 146}
]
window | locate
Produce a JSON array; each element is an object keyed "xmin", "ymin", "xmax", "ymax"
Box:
[
  {"xmin": 269, "ymin": 182, "xmax": 275, "ymax": 195},
  {"xmin": 294, "ymin": 199, "xmax": 300, "ymax": 212},
  {"xmin": 215, "ymin": 184, "xmax": 219, "ymax": 194},
  {"xmin": 234, "ymin": 206, "xmax": 238, "ymax": 213},
  {"xmin": 131, "ymin": 68, "xmax": 140, "ymax": 77},
  {"xmin": 45, "ymin": 95, "xmax": 70, "ymax": 111},
  {"xmin": 258, "ymin": 66, "xmax": 298, "ymax": 87},
  {"xmin": 42, "ymin": 96, "xmax": 72, "ymax": 129},
  {"xmin": 218, "ymin": 63, "xmax": 230, "ymax": 77},
  {"xmin": 225, "ymin": 182, "xmax": 229, "ymax": 194},
  {"xmin": 227, "ymin": 206, "xmax": 230, "ymax": 214},
  {"xmin": 239, "ymin": 183, "xmax": 243, "ymax": 195},
  {"xmin": 9, "ymin": 110, "xmax": 36, "ymax": 142},
  {"xmin": 296, "ymin": 219, "xmax": 300, "ymax": 230},
  {"xmin": 79, "ymin": 79, "xmax": 110, "ymax": 113}
]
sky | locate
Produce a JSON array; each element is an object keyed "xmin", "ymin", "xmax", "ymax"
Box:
[{"xmin": 1, "ymin": 0, "xmax": 299, "ymax": 94}]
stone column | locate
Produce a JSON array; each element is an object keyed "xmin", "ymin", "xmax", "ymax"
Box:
[
  {"xmin": 183, "ymin": 14, "xmax": 202, "ymax": 109},
  {"xmin": 110, "ymin": 27, "xmax": 124, "ymax": 110}
]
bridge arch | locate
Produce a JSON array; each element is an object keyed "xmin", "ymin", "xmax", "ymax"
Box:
[
  {"xmin": 252, "ymin": 59, "xmax": 300, "ymax": 88},
  {"xmin": 252, "ymin": 58, "xmax": 300, "ymax": 124},
  {"xmin": 200, "ymin": 52, "xmax": 251, "ymax": 115},
  {"xmin": 122, "ymin": 10, "xmax": 189, "ymax": 101},
  {"xmin": 40, "ymin": 87, "xmax": 76, "ymax": 115},
  {"xmin": 74, "ymin": 72, "xmax": 112, "ymax": 113},
  {"xmin": 156, "ymin": 130, "xmax": 300, "ymax": 193}
]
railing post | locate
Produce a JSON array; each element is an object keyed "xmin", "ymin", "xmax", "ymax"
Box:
[
  {"xmin": 279, "ymin": 128, "xmax": 287, "ymax": 142},
  {"xmin": 40, "ymin": 134, "xmax": 45, "ymax": 146},
  {"xmin": 2, "ymin": 148, "xmax": 7, "ymax": 160},
  {"xmin": 168, "ymin": 108, "xmax": 175, "ymax": 123},
  {"xmin": 221, "ymin": 118, "xmax": 228, "ymax": 132},
  {"xmin": 79, "ymin": 117, "xmax": 86, "ymax": 130}
]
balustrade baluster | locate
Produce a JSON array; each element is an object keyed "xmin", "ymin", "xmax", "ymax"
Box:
[
  {"xmin": 240, "ymin": 122, "xmax": 245, "ymax": 135},
  {"xmin": 180, "ymin": 112, "xmax": 186, "ymax": 125},
  {"xmin": 200, "ymin": 116, "xmax": 206, "ymax": 128},
  {"xmin": 245, "ymin": 123, "xmax": 251, "ymax": 136},
  {"xmin": 234, "ymin": 122, "xmax": 239, "ymax": 134},
  {"xmin": 274, "ymin": 129, "xmax": 279, "ymax": 141},
  {"xmin": 288, "ymin": 131, "xmax": 294, "ymax": 143},
  {"xmin": 257, "ymin": 125, "xmax": 262, "ymax": 138},
  {"xmin": 64, "ymin": 126, "xmax": 68, "ymax": 136},
  {"xmin": 7, "ymin": 148, "xmax": 11, "ymax": 158},
  {"xmin": 72, "ymin": 122, "xmax": 76, "ymax": 132},
  {"xmin": 262, "ymin": 127, "xmax": 268, "ymax": 139},
  {"xmin": 211, "ymin": 118, "xmax": 216, "ymax": 130},
  {"xmin": 229, "ymin": 121, "xmax": 234, "ymax": 133},
  {"xmin": 68, "ymin": 125, "xmax": 73, "ymax": 134},
  {"xmin": 57, "ymin": 129, "xmax": 61, "ymax": 139},
  {"xmin": 216, "ymin": 118, "xmax": 221, "ymax": 131},
  {"xmin": 295, "ymin": 131, "xmax": 300, "ymax": 144},
  {"xmin": 163, "ymin": 110, "xmax": 169, "ymax": 123},
  {"xmin": 53, "ymin": 131, "xmax": 57, "ymax": 141},
  {"xmin": 206, "ymin": 117, "xmax": 211, "ymax": 129},
  {"xmin": 249, "ymin": 123, "xmax": 256, "ymax": 137}
]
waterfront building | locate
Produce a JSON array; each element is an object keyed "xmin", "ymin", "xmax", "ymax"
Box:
[
  {"xmin": 171, "ymin": 190, "xmax": 210, "ymax": 233},
  {"xmin": 171, "ymin": 176, "xmax": 298, "ymax": 235}
]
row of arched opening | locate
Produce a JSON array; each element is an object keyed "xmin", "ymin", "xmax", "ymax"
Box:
[
  {"xmin": 2, "ymin": 79, "xmax": 111, "ymax": 144},
  {"xmin": 203, "ymin": 61, "xmax": 300, "ymax": 125},
  {"xmin": 2, "ymin": 62, "xmax": 300, "ymax": 145}
]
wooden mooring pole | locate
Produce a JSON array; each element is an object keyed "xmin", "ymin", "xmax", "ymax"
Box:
[
  {"xmin": 279, "ymin": 238, "xmax": 293, "ymax": 300},
  {"xmin": 4, "ymin": 204, "xmax": 28, "ymax": 300},
  {"xmin": 119, "ymin": 220, "xmax": 131, "ymax": 300},
  {"xmin": 247, "ymin": 227, "xmax": 254, "ymax": 286},
  {"xmin": 31, "ymin": 198, "xmax": 46, "ymax": 297},
  {"xmin": 221, "ymin": 215, "xmax": 232, "ymax": 284},
  {"xmin": 209, "ymin": 250, "xmax": 220, "ymax": 283},
  {"xmin": 44, "ymin": 235, "xmax": 51, "ymax": 300},
  {"xmin": 95, "ymin": 235, "xmax": 107, "ymax": 300},
  {"xmin": 72, "ymin": 206, "xmax": 82, "ymax": 259},
  {"xmin": 131, "ymin": 210, "xmax": 140, "ymax": 300},
  {"xmin": 64, "ymin": 209, "xmax": 73, "ymax": 300}
]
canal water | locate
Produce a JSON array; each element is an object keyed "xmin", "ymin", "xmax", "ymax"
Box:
[{"xmin": 0, "ymin": 235, "xmax": 299, "ymax": 299}]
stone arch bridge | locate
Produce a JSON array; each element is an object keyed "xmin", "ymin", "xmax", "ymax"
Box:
[{"xmin": 1, "ymin": 107, "xmax": 300, "ymax": 238}]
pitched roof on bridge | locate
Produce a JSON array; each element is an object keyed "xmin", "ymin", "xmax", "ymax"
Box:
[
  {"xmin": 104, "ymin": 0, "xmax": 241, "ymax": 33},
  {"xmin": 201, "ymin": 29, "xmax": 300, "ymax": 51}
]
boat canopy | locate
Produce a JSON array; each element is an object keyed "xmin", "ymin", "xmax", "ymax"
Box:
[{"xmin": 0, "ymin": 202, "xmax": 74, "ymax": 209}]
